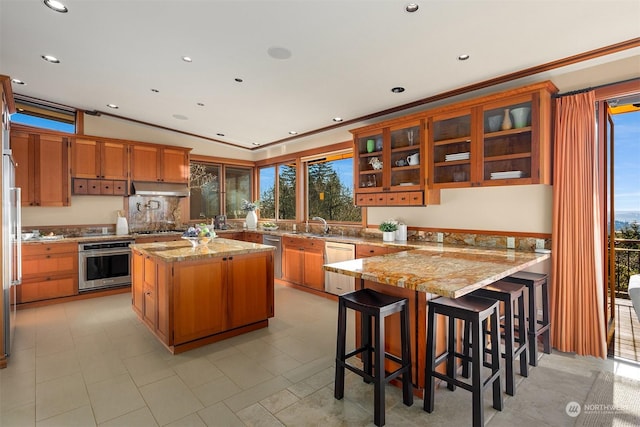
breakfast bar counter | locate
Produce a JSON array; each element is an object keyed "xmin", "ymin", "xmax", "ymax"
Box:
[{"xmin": 324, "ymin": 244, "xmax": 550, "ymax": 395}]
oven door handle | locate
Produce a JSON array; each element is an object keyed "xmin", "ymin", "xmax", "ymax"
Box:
[{"xmin": 79, "ymin": 249, "xmax": 131, "ymax": 257}]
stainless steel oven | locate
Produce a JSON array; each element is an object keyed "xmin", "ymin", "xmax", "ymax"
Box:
[{"xmin": 78, "ymin": 240, "xmax": 133, "ymax": 292}]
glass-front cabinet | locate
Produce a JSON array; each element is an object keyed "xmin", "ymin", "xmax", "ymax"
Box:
[
  {"xmin": 430, "ymin": 109, "xmax": 472, "ymax": 187},
  {"xmin": 352, "ymin": 118, "xmax": 427, "ymax": 206}
]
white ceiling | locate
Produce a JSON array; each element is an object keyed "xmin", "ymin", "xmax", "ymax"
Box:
[{"xmin": 1, "ymin": 0, "xmax": 639, "ymax": 150}]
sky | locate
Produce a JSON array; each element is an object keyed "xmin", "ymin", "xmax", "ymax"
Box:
[{"xmin": 612, "ymin": 110, "xmax": 640, "ymax": 213}]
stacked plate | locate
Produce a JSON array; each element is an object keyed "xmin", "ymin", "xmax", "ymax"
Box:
[
  {"xmin": 445, "ymin": 152, "xmax": 470, "ymax": 162},
  {"xmin": 490, "ymin": 170, "xmax": 523, "ymax": 180}
]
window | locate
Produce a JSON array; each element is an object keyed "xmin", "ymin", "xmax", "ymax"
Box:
[
  {"xmin": 189, "ymin": 162, "xmax": 252, "ymax": 221},
  {"xmin": 258, "ymin": 163, "xmax": 297, "ymax": 220},
  {"xmin": 225, "ymin": 167, "xmax": 252, "ymax": 220},
  {"xmin": 12, "ymin": 97, "xmax": 75, "ymax": 133},
  {"xmin": 306, "ymin": 154, "xmax": 361, "ymax": 222}
]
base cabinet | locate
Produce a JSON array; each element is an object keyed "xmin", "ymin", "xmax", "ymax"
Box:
[
  {"xmin": 282, "ymin": 236, "xmax": 325, "ymax": 291},
  {"xmin": 18, "ymin": 243, "xmax": 78, "ymax": 303},
  {"xmin": 132, "ymin": 249, "xmax": 274, "ymax": 352}
]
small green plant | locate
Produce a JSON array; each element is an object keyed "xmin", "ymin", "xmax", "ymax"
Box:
[{"xmin": 379, "ymin": 220, "xmax": 398, "ymax": 232}]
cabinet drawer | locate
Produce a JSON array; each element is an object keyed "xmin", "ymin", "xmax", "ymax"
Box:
[
  {"xmin": 283, "ymin": 236, "xmax": 304, "ymax": 247},
  {"xmin": 23, "ymin": 252, "xmax": 77, "ymax": 278},
  {"xmin": 356, "ymin": 244, "xmax": 387, "ymax": 258},
  {"xmin": 18, "ymin": 277, "xmax": 77, "ymax": 303},
  {"xmin": 87, "ymin": 179, "xmax": 102, "ymax": 195},
  {"xmin": 23, "ymin": 242, "xmax": 77, "ymax": 257},
  {"xmin": 73, "ymin": 179, "xmax": 88, "ymax": 194}
]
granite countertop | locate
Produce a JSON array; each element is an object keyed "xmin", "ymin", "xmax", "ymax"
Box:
[
  {"xmin": 324, "ymin": 244, "xmax": 550, "ymax": 298},
  {"xmin": 130, "ymin": 238, "xmax": 275, "ymax": 262}
]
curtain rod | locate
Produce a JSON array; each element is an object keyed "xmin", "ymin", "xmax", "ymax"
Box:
[{"xmin": 554, "ymin": 77, "xmax": 640, "ymax": 98}]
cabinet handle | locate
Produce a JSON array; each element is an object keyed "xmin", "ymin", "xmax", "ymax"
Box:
[
  {"xmin": 229, "ymin": 256, "xmax": 233, "ymax": 261},
  {"xmin": 223, "ymin": 257, "xmax": 227, "ymax": 261}
]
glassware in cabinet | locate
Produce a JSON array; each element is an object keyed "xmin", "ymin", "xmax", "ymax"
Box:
[
  {"xmin": 482, "ymin": 99, "xmax": 533, "ymax": 183},
  {"xmin": 431, "ymin": 113, "xmax": 472, "ymax": 185},
  {"xmin": 390, "ymin": 124, "xmax": 421, "ymax": 188}
]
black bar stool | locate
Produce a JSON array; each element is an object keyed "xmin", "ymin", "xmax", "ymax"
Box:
[
  {"xmin": 501, "ymin": 272, "xmax": 551, "ymax": 366},
  {"xmin": 469, "ymin": 280, "xmax": 529, "ymax": 396},
  {"xmin": 423, "ymin": 295, "xmax": 503, "ymax": 427},
  {"xmin": 334, "ymin": 288, "xmax": 413, "ymax": 427}
]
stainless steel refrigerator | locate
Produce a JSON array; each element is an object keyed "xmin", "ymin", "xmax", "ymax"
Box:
[{"xmin": 2, "ymin": 144, "xmax": 21, "ymax": 360}]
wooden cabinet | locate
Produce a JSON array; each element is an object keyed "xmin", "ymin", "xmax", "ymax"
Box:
[
  {"xmin": 240, "ymin": 231, "xmax": 262, "ymax": 243},
  {"xmin": 134, "ymin": 235, "xmax": 183, "ymax": 244},
  {"xmin": 73, "ymin": 178, "xmax": 127, "ymax": 196},
  {"xmin": 18, "ymin": 243, "xmax": 78, "ymax": 303},
  {"xmin": 11, "ymin": 129, "xmax": 71, "ymax": 207},
  {"xmin": 71, "ymin": 138, "xmax": 128, "ymax": 180},
  {"xmin": 351, "ymin": 119, "xmax": 428, "ymax": 206},
  {"xmin": 429, "ymin": 81, "xmax": 556, "ymax": 188},
  {"xmin": 355, "ymin": 243, "xmax": 408, "ymax": 258},
  {"xmin": 130, "ymin": 144, "xmax": 190, "ymax": 183},
  {"xmin": 132, "ymin": 248, "xmax": 274, "ymax": 352},
  {"xmin": 282, "ymin": 236, "xmax": 325, "ymax": 291}
]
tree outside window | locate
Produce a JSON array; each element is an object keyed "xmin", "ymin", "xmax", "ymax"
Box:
[
  {"xmin": 258, "ymin": 163, "xmax": 297, "ymax": 221},
  {"xmin": 189, "ymin": 163, "xmax": 220, "ymax": 220},
  {"xmin": 307, "ymin": 157, "xmax": 361, "ymax": 222},
  {"xmin": 279, "ymin": 163, "xmax": 296, "ymax": 220}
]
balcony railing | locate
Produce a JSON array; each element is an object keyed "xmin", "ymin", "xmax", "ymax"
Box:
[{"xmin": 612, "ymin": 238, "xmax": 640, "ymax": 298}]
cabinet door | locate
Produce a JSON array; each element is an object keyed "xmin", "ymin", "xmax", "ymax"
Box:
[
  {"xmin": 18, "ymin": 277, "xmax": 76, "ymax": 303},
  {"xmin": 480, "ymin": 95, "xmax": 535, "ymax": 186},
  {"xmin": 283, "ymin": 245, "xmax": 304, "ymax": 284},
  {"xmin": 172, "ymin": 258, "xmax": 226, "ymax": 345},
  {"xmin": 101, "ymin": 141, "xmax": 128, "ymax": 180},
  {"xmin": 161, "ymin": 147, "xmax": 189, "ymax": 183},
  {"xmin": 354, "ymin": 131, "xmax": 384, "ymax": 193},
  {"xmin": 303, "ymin": 248, "xmax": 325, "ymax": 291},
  {"xmin": 227, "ymin": 252, "xmax": 272, "ymax": 329},
  {"xmin": 10, "ymin": 131, "xmax": 35, "ymax": 205},
  {"xmin": 37, "ymin": 134, "xmax": 70, "ymax": 207},
  {"xmin": 71, "ymin": 138, "xmax": 99, "ymax": 178},
  {"xmin": 389, "ymin": 121, "xmax": 423, "ymax": 190},
  {"xmin": 131, "ymin": 144, "xmax": 160, "ymax": 181},
  {"xmin": 142, "ymin": 255, "xmax": 157, "ymax": 330},
  {"xmin": 430, "ymin": 109, "xmax": 473, "ymax": 188},
  {"xmin": 131, "ymin": 251, "xmax": 144, "ymax": 316}
]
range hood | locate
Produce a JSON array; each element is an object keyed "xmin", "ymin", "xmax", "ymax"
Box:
[{"xmin": 131, "ymin": 182, "xmax": 190, "ymax": 197}]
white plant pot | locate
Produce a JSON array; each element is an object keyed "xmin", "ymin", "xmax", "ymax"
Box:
[
  {"xmin": 382, "ymin": 231, "xmax": 395, "ymax": 242},
  {"xmin": 245, "ymin": 210, "xmax": 258, "ymax": 230}
]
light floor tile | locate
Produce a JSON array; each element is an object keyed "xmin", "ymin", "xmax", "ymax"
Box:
[
  {"xmin": 259, "ymin": 389, "xmax": 300, "ymax": 414},
  {"xmin": 213, "ymin": 353, "xmax": 275, "ymax": 389},
  {"xmin": 164, "ymin": 412, "xmax": 207, "ymax": 427},
  {"xmin": 224, "ymin": 376, "xmax": 293, "ymax": 412},
  {"xmin": 139, "ymin": 375, "xmax": 204, "ymax": 426},
  {"xmin": 35, "ymin": 349, "xmax": 81, "ymax": 384},
  {"xmin": 197, "ymin": 402, "xmax": 245, "ymax": 427},
  {"xmin": 35, "ymin": 373, "xmax": 89, "ymax": 421},
  {"xmin": 36, "ymin": 404, "xmax": 96, "ymax": 427},
  {"xmin": 98, "ymin": 406, "xmax": 159, "ymax": 427},
  {"xmin": 123, "ymin": 351, "xmax": 174, "ymax": 387},
  {"xmin": 172, "ymin": 357, "xmax": 225, "ymax": 389},
  {"xmin": 86, "ymin": 373, "xmax": 146, "ymax": 424},
  {"xmin": 236, "ymin": 403, "xmax": 285, "ymax": 426},
  {"xmin": 192, "ymin": 376, "xmax": 243, "ymax": 407}
]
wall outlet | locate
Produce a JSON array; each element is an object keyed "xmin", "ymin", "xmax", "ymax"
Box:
[
  {"xmin": 436, "ymin": 232, "xmax": 443, "ymax": 243},
  {"xmin": 535, "ymin": 239, "xmax": 545, "ymax": 249},
  {"xmin": 506, "ymin": 237, "xmax": 515, "ymax": 249}
]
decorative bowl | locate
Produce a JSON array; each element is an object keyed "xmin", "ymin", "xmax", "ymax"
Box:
[
  {"xmin": 182, "ymin": 236, "xmax": 211, "ymax": 247},
  {"xmin": 262, "ymin": 226, "xmax": 278, "ymax": 231},
  {"xmin": 487, "ymin": 115, "xmax": 502, "ymax": 132}
]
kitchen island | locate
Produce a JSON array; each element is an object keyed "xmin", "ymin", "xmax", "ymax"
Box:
[
  {"xmin": 130, "ymin": 238, "xmax": 275, "ymax": 354},
  {"xmin": 324, "ymin": 244, "xmax": 550, "ymax": 395}
]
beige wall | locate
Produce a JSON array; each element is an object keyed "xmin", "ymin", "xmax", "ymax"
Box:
[{"xmin": 22, "ymin": 196, "xmax": 126, "ymax": 228}]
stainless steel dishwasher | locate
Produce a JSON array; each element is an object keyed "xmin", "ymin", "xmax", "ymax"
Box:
[
  {"xmin": 262, "ymin": 235, "xmax": 282, "ymax": 279},
  {"xmin": 325, "ymin": 242, "xmax": 355, "ymax": 295}
]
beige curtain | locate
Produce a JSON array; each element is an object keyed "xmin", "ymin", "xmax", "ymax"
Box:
[{"xmin": 551, "ymin": 90, "xmax": 606, "ymax": 358}]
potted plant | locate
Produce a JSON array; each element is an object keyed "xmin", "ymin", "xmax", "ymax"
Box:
[{"xmin": 379, "ymin": 220, "xmax": 398, "ymax": 242}]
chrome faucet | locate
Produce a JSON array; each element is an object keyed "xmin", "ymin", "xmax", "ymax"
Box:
[{"xmin": 312, "ymin": 217, "xmax": 329, "ymax": 234}]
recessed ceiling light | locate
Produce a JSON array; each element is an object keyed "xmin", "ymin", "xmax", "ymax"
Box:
[
  {"xmin": 196, "ymin": 102, "xmax": 205, "ymax": 107},
  {"xmin": 11, "ymin": 78, "xmax": 25, "ymax": 85},
  {"xmin": 181, "ymin": 56, "xmax": 192, "ymax": 62},
  {"xmin": 267, "ymin": 46, "xmax": 292, "ymax": 60},
  {"xmin": 151, "ymin": 88, "xmax": 159, "ymax": 93},
  {"xmin": 288, "ymin": 131, "xmax": 298, "ymax": 135},
  {"xmin": 391, "ymin": 87, "xmax": 405, "ymax": 93},
  {"xmin": 44, "ymin": 0, "xmax": 68, "ymax": 13},
  {"xmin": 234, "ymin": 78, "xmax": 243, "ymax": 83},
  {"xmin": 405, "ymin": 3, "xmax": 419, "ymax": 12},
  {"xmin": 216, "ymin": 133, "xmax": 225, "ymax": 137},
  {"xmin": 252, "ymin": 142, "xmax": 261, "ymax": 146},
  {"xmin": 106, "ymin": 103, "xmax": 118, "ymax": 109},
  {"xmin": 172, "ymin": 114, "xmax": 188, "ymax": 120},
  {"xmin": 333, "ymin": 117, "xmax": 343, "ymax": 122},
  {"xmin": 41, "ymin": 54, "xmax": 60, "ymax": 63},
  {"xmin": 457, "ymin": 54, "xmax": 470, "ymax": 61}
]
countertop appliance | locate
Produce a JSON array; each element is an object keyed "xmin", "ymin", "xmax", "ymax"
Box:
[
  {"xmin": 78, "ymin": 240, "xmax": 133, "ymax": 292},
  {"xmin": 214, "ymin": 215, "xmax": 227, "ymax": 230},
  {"xmin": 262, "ymin": 234, "xmax": 282, "ymax": 279},
  {"xmin": 325, "ymin": 242, "xmax": 355, "ymax": 295},
  {"xmin": 2, "ymin": 147, "xmax": 21, "ymax": 361}
]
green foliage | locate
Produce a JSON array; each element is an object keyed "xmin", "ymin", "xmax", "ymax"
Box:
[
  {"xmin": 379, "ymin": 220, "xmax": 398, "ymax": 232},
  {"xmin": 613, "ymin": 221, "xmax": 640, "ymax": 295},
  {"xmin": 307, "ymin": 161, "xmax": 361, "ymax": 222}
]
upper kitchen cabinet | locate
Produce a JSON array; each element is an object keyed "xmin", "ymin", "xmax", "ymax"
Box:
[
  {"xmin": 71, "ymin": 138, "xmax": 128, "ymax": 180},
  {"xmin": 351, "ymin": 118, "xmax": 429, "ymax": 206},
  {"xmin": 130, "ymin": 144, "xmax": 190, "ymax": 183},
  {"xmin": 11, "ymin": 128, "xmax": 71, "ymax": 207},
  {"xmin": 428, "ymin": 81, "xmax": 557, "ymax": 189}
]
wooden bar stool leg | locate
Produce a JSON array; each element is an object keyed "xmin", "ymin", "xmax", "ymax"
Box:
[
  {"xmin": 374, "ymin": 312, "xmax": 385, "ymax": 427},
  {"xmin": 462, "ymin": 320, "xmax": 470, "ymax": 378},
  {"xmin": 401, "ymin": 304, "xmax": 414, "ymax": 406},
  {"xmin": 503, "ymin": 298, "xmax": 515, "ymax": 396},
  {"xmin": 527, "ymin": 284, "xmax": 539, "ymax": 366},
  {"xmin": 541, "ymin": 280, "xmax": 551, "ymax": 354},
  {"xmin": 517, "ymin": 293, "xmax": 529, "ymax": 377},
  {"xmin": 446, "ymin": 315, "xmax": 456, "ymax": 391},
  {"xmin": 334, "ymin": 299, "xmax": 347, "ymax": 400},
  {"xmin": 471, "ymin": 318, "xmax": 483, "ymax": 427},
  {"xmin": 423, "ymin": 305, "xmax": 436, "ymax": 413},
  {"xmin": 489, "ymin": 306, "xmax": 503, "ymax": 411},
  {"xmin": 362, "ymin": 312, "xmax": 372, "ymax": 383}
]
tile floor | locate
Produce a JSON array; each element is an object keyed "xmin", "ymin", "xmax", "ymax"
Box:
[{"xmin": 1, "ymin": 284, "xmax": 639, "ymax": 426}]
